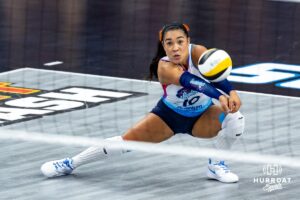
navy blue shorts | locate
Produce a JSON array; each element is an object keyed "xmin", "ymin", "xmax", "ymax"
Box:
[{"xmin": 151, "ymin": 99, "xmax": 204, "ymax": 135}]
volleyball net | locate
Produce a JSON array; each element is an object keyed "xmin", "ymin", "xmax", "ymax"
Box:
[
  {"xmin": 0, "ymin": 68, "xmax": 299, "ymax": 170},
  {"xmin": 1, "ymin": 129, "xmax": 300, "ymax": 168}
]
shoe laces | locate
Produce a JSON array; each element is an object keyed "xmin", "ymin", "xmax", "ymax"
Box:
[
  {"xmin": 53, "ymin": 159, "xmax": 74, "ymax": 171},
  {"xmin": 216, "ymin": 161, "xmax": 230, "ymax": 173}
]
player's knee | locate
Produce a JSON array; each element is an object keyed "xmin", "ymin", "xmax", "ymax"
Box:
[
  {"xmin": 222, "ymin": 111, "xmax": 245, "ymax": 138},
  {"xmin": 122, "ymin": 128, "xmax": 141, "ymax": 141}
]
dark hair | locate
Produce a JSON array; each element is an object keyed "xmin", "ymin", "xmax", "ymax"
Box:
[{"xmin": 148, "ymin": 23, "xmax": 190, "ymax": 80}]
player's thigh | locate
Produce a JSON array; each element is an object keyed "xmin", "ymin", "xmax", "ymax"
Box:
[
  {"xmin": 192, "ymin": 105, "xmax": 223, "ymax": 138},
  {"xmin": 123, "ymin": 113, "xmax": 174, "ymax": 143}
]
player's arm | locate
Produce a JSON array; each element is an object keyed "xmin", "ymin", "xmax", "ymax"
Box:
[
  {"xmin": 211, "ymin": 79, "xmax": 233, "ymax": 95},
  {"xmin": 157, "ymin": 60, "xmax": 230, "ymax": 112},
  {"xmin": 157, "ymin": 60, "xmax": 183, "ymax": 85},
  {"xmin": 212, "ymin": 80, "xmax": 241, "ymax": 112},
  {"xmin": 191, "ymin": 44, "xmax": 207, "ymax": 66}
]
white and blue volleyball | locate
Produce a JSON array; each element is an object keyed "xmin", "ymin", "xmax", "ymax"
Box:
[{"xmin": 198, "ymin": 48, "xmax": 232, "ymax": 82}]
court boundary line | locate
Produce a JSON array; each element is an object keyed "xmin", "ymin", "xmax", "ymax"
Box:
[{"xmin": 0, "ymin": 68, "xmax": 31, "ymax": 75}]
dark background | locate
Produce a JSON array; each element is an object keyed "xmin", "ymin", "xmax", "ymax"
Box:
[{"xmin": 1, "ymin": 0, "xmax": 300, "ymax": 96}]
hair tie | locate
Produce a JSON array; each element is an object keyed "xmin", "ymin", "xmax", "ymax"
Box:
[
  {"xmin": 159, "ymin": 29, "xmax": 163, "ymax": 42},
  {"xmin": 183, "ymin": 24, "xmax": 190, "ymax": 32}
]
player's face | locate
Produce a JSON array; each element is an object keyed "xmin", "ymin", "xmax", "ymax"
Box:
[{"xmin": 163, "ymin": 29, "xmax": 190, "ymax": 65}]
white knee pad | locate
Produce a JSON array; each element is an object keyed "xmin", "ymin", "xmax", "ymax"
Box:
[
  {"xmin": 104, "ymin": 136, "xmax": 129, "ymax": 155},
  {"xmin": 221, "ymin": 111, "xmax": 245, "ymax": 138}
]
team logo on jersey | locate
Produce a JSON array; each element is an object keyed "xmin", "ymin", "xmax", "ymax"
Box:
[
  {"xmin": 0, "ymin": 82, "xmax": 146, "ymax": 126},
  {"xmin": 176, "ymin": 87, "xmax": 198, "ymax": 99}
]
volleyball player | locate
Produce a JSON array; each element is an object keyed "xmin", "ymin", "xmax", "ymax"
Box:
[{"xmin": 41, "ymin": 22, "xmax": 245, "ymax": 183}]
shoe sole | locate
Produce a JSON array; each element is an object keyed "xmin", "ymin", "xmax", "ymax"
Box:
[{"xmin": 206, "ymin": 170, "xmax": 239, "ymax": 183}]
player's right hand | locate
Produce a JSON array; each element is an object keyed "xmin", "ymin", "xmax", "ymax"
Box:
[{"xmin": 219, "ymin": 95, "xmax": 230, "ymax": 113}]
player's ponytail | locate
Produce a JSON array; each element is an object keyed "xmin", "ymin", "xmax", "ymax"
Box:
[{"xmin": 149, "ymin": 41, "xmax": 166, "ymax": 80}]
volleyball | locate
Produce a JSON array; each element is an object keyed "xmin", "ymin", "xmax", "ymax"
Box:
[{"xmin": 198, "ymin": 48, "xmax": 232, "ymax": 82}]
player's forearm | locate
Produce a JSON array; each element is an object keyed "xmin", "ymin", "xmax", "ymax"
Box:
[
  {"xmin": 211, "ymin": 79, "xmax": 233, "ymax": 95},
  {"xmin": 179, "ymin": 71, "xmax": 222, "ymax": 100}
]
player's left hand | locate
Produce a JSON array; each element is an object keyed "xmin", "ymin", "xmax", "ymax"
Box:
[{"xmin": 228, "ymin": 90, "xmax": 241, "ymax": 113}]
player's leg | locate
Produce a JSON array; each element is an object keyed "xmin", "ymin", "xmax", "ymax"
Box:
[
  {"xmin": 70, "ymin": 113, "xmax": 174, "ymax": 167},
  {"xmin": 41, "ymin": 113, "xmax": 174, "ymax": 178},
  {"xmin": 122, "ymin": 113, "xmax": 174, "ymax": 142},
  {"xmin": 191, "ymin": 105, "xmax": 223, "ymax": 138},
  {"xmin": 192, "ymin": 105, "xmax": 245, "ymax": 183},
  {"xmin": 193, "ymin": 105, "xmax": 245, "ymax": 153}
]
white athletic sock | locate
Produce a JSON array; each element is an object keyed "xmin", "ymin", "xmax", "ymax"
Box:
[
  {"xmin": 211, "ymin": 128, "xmax": 236, "ymax": 164},
  {"xmin": 72, "ymin": 136, "xmax": 128, "ymax": 168},
  {"xmin": 214, "ymin": 128, "xmax": 236, "ymax": 150}
]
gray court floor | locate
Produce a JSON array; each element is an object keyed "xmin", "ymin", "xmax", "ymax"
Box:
[{"xmin": 0, "ymin": 68, "xmax": 299, "ymax": 200}]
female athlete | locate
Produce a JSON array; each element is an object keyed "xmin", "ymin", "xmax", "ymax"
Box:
[{"xmin": 41, "ymin": 22, "xmax": 245, "ymax": 183}]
